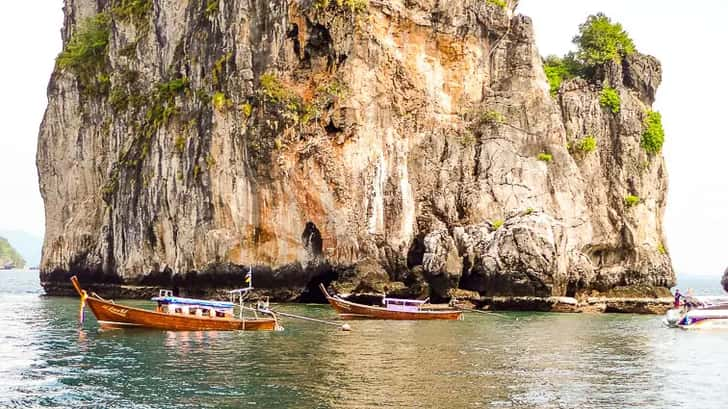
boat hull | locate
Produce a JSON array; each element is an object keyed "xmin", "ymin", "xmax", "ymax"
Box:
[
  {"xmin": 71, "ymin": 276, "xmax": 277, "ymax": 331},
  {"xmin": 321, "ymin": 286, "xmax": 462, "ymax": 321},
  {"xmin": 86, "ymin": 297, "xmax": 277, "ymax": 331},
  {"xmin": 664, "ymin": 308, "xmax": 728, "ymax": 330}
]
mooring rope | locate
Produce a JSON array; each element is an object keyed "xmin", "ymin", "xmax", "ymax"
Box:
[{"xmin": 246, "ymin": 305, "xmax": 351, "ymax": 331}]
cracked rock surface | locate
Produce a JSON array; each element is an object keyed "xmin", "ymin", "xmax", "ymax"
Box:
[{"xmin": 38, "ymin": 0, "xmax": 674, "ymax": 300}]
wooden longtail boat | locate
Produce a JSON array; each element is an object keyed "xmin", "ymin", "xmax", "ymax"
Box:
[
  {"xmin": 71, "ymin": 276, "xmax": 279, "ymax": 331},
  {"xmin": 319, "ymin": 284, "xmax": 463, "ymax": 320}
]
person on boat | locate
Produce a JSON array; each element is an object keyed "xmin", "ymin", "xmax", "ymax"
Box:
[{"xmin": 673, "ymin": 289, "xmax": 682, "ymax": 308}]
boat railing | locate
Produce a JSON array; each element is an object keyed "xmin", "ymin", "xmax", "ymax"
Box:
[{"xmin": 228, "ymin": 287, "xmax": 257, "ymax": 320}]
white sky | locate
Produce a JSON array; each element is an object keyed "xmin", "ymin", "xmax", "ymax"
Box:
[
  {"xmin": 519, "ymin": 0, "xmax": 728, "ymax": 276},
  {"xmin": 0, "ymin": 1, "xmax": 724, "ymax": 276},
  {"xmin": 0, "ymin": 3, "xmax": 63, "ymax": 235}
]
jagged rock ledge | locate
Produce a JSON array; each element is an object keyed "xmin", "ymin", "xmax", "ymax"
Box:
[{"xmin": 471, "ymin": 295, "xmax": 672, "ymax": 314}]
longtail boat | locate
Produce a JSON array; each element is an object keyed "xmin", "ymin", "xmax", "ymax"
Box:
[
  {"xmin": 319, "ymin": 284, "xmax": 463, "ymax": 320},
  {"xmin": 71, "ymin": 276, "xmax": 280, "ymax": 331}
]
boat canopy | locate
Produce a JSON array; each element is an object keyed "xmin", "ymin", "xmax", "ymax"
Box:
[
  {"xmin": 383, "ymin": 298, "xmax": 427, "ymax": 305},
  {"xmin": 383, "ymin": 297, "xmax": 428, "ymax": 313},
  {"xmin": 151, "ymin": 296, "xmax": 235, "ymax": 309}
]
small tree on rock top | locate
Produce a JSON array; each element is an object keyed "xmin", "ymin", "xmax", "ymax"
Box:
[{"xmin": 573, "ymin": 13, "xmax": 636, "ymax": 66}]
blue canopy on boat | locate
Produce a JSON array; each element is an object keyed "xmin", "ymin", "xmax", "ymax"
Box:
[{"xmin": 151, "ymin": 296, "xmax": 235, "ymax": 309}]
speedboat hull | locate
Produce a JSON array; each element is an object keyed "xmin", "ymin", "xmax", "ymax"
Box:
[{"xmin": 664, "ymin": 308, "xmax": 728, "ymax": 329}]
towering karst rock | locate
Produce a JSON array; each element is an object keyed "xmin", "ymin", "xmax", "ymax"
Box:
[{"xmin": 38, "ymin": 0, "xmax": 674, "ymax": 300}]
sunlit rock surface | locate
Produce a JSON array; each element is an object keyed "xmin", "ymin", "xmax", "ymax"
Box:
[{"xmin": 38, "ymin": 0, "xmax": 674, "ymax": 303}]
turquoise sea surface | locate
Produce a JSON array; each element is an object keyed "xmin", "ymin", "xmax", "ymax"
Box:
[{"xmin": 1, "ymin": 270, "xmax": 726, "ymax": 408}]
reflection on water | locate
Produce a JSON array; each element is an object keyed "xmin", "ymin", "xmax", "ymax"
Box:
[{"xmin": 1, "ymin": 271, "xmax": 727, "ymax": 408}]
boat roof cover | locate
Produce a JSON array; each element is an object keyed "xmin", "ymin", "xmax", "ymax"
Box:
[
  {"xmin": 384, "ymin": 298, "xmax": 427, "ymax": 305},
  {"xmin": 151, "ymin": 296, "xmax": 235, "ymax": 309}
]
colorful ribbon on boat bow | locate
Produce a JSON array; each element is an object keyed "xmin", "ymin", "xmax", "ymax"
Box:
[{"xmin": 79, "ymin": 290, "xmax": 88, "ymax": 325}]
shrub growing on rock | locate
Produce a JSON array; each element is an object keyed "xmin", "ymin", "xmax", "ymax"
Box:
[
  {"xmin": 599, "ymin": 87, "xmax": 621, "ymax": 113},
  {"xmin": 56, "ymin": 13, "xmax": 111, "ymax": 91},
  {"xmin": 573, "ymin": 13, "xmax": 636, "ymax": 66},
  {"xmin": 658, "ymin": 243, "xmax": 667, "ymax": 255},
  {"xmin": 112, "ymin": 0, "xmax": 153, "ymax": 23},
  {"xmin": 205, "ymin": 0, "xmax": 219, "ymax": 15},
  {"xmin": 314, "ymin": 0, "xmax": 368, "ymax": 13},
  {"xmin": 480, "ymin": 110, "xmax": 506, "ymax": 125},
  {"xmin": 624, "ymin": 195, "xmax": 640, "ymax": 207},
  {"xmin": 212, "ymin": 92, "xmax": 232, "ymax": 111},
  {"xmin": 543, "ymin": 54, "xmax": 581, "ymax": 96},
  {"xmin": 542, "ymin": 14, "xmax": 635, "ymax": 90},
  {"xmin": 641, "ymin": 111, "xmax": 665, "ymax": 154},
  {"xmin": 571, "ymin": 136, "xmax": 597, "ymax": 154},
  {"xmin": 491, "ymin": 219, "xmax": 504, "ymax": 230},
  {"xmin": 486, "ymin": 0, "xmax": 507, "ymax": 9},
  {"xmin": 537, "ymin": 153, "xmax": 553, "ymax": 162}
]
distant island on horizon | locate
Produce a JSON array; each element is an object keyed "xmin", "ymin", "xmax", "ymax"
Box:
[
  {"xmin": 0, "ymin": 236, "xmax": 26, "ymax": 270},
  {"xmin": 0, "ymin": 230, "xmax": 42, "ymax": 267}
]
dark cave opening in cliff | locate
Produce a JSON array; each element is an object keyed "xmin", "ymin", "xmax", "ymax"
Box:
[
  {"xmin": 406, "ymin": 234, "xmax": 426, "ymax": 269},
  {"xmin": 301, "ymin": 222, "xmax": 323, "ymax": 256},
  {"xmin": 324, "ymin": 119, "xmax": 343, "ymax": 135},
  {"xmin": 298, "ymin": 267, "xmax": 339, "ymax": 303}
]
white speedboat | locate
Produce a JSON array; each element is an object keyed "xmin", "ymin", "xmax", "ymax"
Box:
[{"xmin": 664, "ymin": 296, "xmax": 728, "ymax": 329}]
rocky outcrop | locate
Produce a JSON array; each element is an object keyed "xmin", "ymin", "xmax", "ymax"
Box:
[
  {"xmin": 0, "ymin": 237, "xmax": 26, "ymax": 269},
  {"xmin": 723, "ymin": 268, "xmax": 728, "ymax": 293},
  {"xmin": 38, "ymin": 0, "xmax": 674, "ymax": 304}
]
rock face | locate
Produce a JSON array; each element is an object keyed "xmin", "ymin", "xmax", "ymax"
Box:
[
  {"xmin": 38, "ymin": 0, "xmax": 675, "ymax": 301},
  {"xmin": 722, "ymin": 268, "xmax": 728, "ymax": 293}
]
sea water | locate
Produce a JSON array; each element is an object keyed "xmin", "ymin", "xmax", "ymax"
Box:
[{"xmin": 1, "ymin": 270, "xmax": 726, "ymax": 409}]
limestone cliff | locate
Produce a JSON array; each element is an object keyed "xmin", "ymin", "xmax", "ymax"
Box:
[{"xmin": 38, "ymin": 0, "xmax": 675, "ymax": 301}]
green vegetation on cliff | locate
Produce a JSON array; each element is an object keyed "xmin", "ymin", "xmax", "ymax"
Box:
[
  {"xmin": 313, "ymin": 0, "xmax": 369, "ymax": 13},
  {"xmin": 599, "ymin": 87, "xmax": 621, "ymax": 113},
  {"xmin": 56, "ymin": 13, "xmax": 110, "ymax": 93},
  {"xmin": 624, "ymin": 195, "xmax": 640, "ymax": 207},
  {"xmin": 0, "ymin": 237, "xmax": 26, "ymax": 269},
  {"xmin": 542, "ymin": 13, "xmax": 636, "ymax": 95},
  {"xmin": 111, "ymin": 0, "xmax": 152, "ymax": 23},
  {"xmin": 537, "ymin": 152, "xmax": 553, "ymax": 163},
  {"xmin": 576, "ymin": 136, "xmax": 597, "ymax": 153},
  {"xmin": 543, "ymin": 54, "xmax": 581, "ymax": 96},
  {"xmin": 574, "ymin": 13, "xmax": 635, "ymax": 66},
  {"xmin": 641, "ymin": 111, "xmax": 665, "ymax": 154},
  {"xmin": 486, "ymin": 0, "xmax": 507, "ymax": 9}
]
